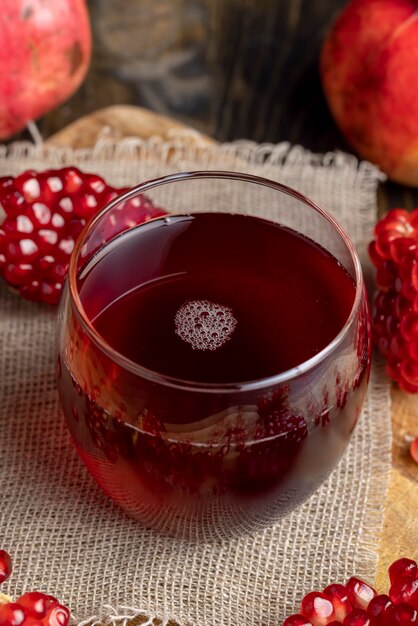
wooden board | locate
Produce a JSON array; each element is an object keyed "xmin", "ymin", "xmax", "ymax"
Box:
[
  {"xmin": 376, "ymin": 388, "xmax": 417, "ymax": 589},
  {"xmin": 47, "ymin": 106, "xmax": 418, "ymax": 591},
  {"xmin": 47, "ymin": 105, "xmax": 215, "ymax": 149}
]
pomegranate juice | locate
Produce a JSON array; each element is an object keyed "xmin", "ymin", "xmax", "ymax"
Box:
[{"xmin": 57, "ymin": 213, "xmax": 369, "ymax": 537}]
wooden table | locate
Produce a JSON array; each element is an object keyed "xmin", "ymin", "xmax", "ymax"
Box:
[{"xmin": 47, "ymin": 105, "xmax": 418, "ymax": 591}]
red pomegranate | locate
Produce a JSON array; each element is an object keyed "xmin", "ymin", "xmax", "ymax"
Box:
[
  {"xmin": 0, "ymin": 0, "xmax": 91, "ymax": 139},
  {"xmin": 320, "ymin": 0, "xmax": 418, "ymax": 186}
]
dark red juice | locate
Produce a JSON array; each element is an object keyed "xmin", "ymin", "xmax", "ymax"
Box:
[
  {"xmin": 57, "ymin": 213, "xmax": 369, "ymax": 538},
  {"xmin": 79, "ymin": 213, "xmax": 355, "ymax": 382}
]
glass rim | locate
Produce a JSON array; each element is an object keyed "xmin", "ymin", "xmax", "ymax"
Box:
[{"xmin": 68, "ymin": 170, "xmax": 364, "ymax": 393}]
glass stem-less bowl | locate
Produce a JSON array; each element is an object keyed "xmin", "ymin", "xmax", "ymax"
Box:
[{"xmin": 56, "ymin": 171, "xmax": 371, "ymax": 540}]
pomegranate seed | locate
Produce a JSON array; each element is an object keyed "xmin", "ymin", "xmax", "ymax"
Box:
[
  {"xmin": 389, "ymin": 559, "xmax": 418, "ymax": 584},
  {"xmin": 369, "ymin": 241, "xmax": 382, "ymax": 266},
  {"xmin": 85, "ymin": 174, "xmax": 106, "ymax": 194},
  {"xmin": 46, "ymin": 176, "xmax": 63, "ymax": 194},
  {"xmin": 62, "ymin": 168, "xmax": 83, "ymax": 193},
  {"xmin": 0, "ymin": 550, "xmax": 12, "ymax": 583},
  {"xmin": 323, "ymin": 584, "xmax": 352, "ymax": 622},
  {"xmin": 39, "ymin": 282, "xmax": 62, "ymax": 305},
  {"xmin": 15, "ymin": 172, "xmax": 40, "ymax": 202},
  {"xmin": 390, "ymin": 335, "xmax": 408, "ymax": 359},
  {"xmin": 67, "ymin": 218, "xmax": 84, "ymax": 238},
  {"xmin": 342, "ymin": 608, "xmax": 370, "ymax": 625},
  {"xmin": 20, "ymin": 280, "xmax": 40, "ymax": 300},
  {"xmin": 58, "ymin": 197, "xmax": 73, "ymax": 214},
  {"xmin": 51, "ymin": 263, "xmax": 67, "ymax": 281},
  {"xmin": 38, "ymin": 255, "xmax": 56, "ymax": 272},
  {"xmin": 367, "ymin": 594, "xmax": 391, "ymax": 624},
  {"xmin": 51, "ymin": 214, "xmax": 65, "ymax": 230},
  {"xmin": 376, "ymin": 260, "xmax": 397, "ymax": 289},
  {"xmin": 390, "ymin": 576, "xmax": 418, "ymax": 609},
  {"xmin": 400, "ymin": 314, "xmax": 418, "ymax": 341},
  {"xmin": 407, "ymin": 341, "xmax": 418, "ymax": 360},
  {"xmin": 390, "ymin": 238, "xmax": 417, "ymax": 264},
  {"xmin": 16, "ymin": 593, "xmax": 55, "ymax": 618},
  {"xmin": 283, "ymin": 616, "xmax": 314, "ymax": 626},
  {"xmin": 5, "ymin": 216, "xmax": 34, "ymax": 236},
  {"xmin": 374, "ymin": 209, "xmax": 410, "ymax": 237},
  {"xmin": 410, "ymin": 437, "xmax": 418, "ymax": 464},
  {"xmin": 0, "ymin": 176, "xmax": 14, "ymax": 191},
  {"xmin": 37, "ymin": 229, "xmax": 58, "ymax": 248},
  {"xmin": 30, "ymin": 203, "xmax": 51, "ymax": 226},
  {"xmin": 55, "ymin": 237, "xmax": 74, "ymax": 258},
  {"xmin": 0, "ymin": 191, "xmax": 24, "ymax": 216},
  {"xmin": 44, "ymin": 605, "xmax": 70, "ymax": 626},
  {"xmin": 0, "ymin": 603, "xmax": 25, "ymax": 626},
  {"xmin": 300, "ymin": 592, "xmax": 336, "ymax": 626},
  {"xmin": 345, "ymin": 578, "xmax": 376, "ymax": 610},
  {"xmin": 384, "ymin": 603, "xmax": 418, "ymax": 625},
  {"xmin": 4, "ymin": 263, "xmax": 33, "ymax": 286},
  {"xmin": 6, "ymin": 239, "xmax": 38, "ymax": 263}
]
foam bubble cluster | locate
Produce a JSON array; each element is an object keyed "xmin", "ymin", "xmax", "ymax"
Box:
[{"xmin": 174, "ymin": 299, "xmax": 237, "ymax": 351}]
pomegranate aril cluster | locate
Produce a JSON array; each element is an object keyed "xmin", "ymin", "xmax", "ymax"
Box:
[
  {"xmin": 282, "ymin": 557, "xmax": 418, "ymax": 626},
  {"xmin": 0, "ymin": 167, "xmax": 165, "ymax": 304},
  {"xmin": 0, "ymin": 549, "xmax": 70, "ymax": 626},
  {"xmin": 369, "ymin": 208, "xmax": 418, "ymax": 391}
]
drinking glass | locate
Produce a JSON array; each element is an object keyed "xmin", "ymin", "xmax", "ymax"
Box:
[{"xmin": 56, "ymin": 171, "xmax": 371, "ymax": 540}]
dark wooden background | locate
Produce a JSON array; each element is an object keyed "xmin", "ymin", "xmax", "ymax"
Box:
[{"xmin": 21, "ymin": 0, "xmax": 418, "ymax": 211}]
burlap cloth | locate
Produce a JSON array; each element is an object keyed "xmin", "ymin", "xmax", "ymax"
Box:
[{"xmin": 0, "ymin": 134, "xmax": 391, "ymax": 626}]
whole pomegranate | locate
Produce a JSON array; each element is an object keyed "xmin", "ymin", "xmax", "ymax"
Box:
[
  {"xmin": 321, "ymin": 0, "xmax": 418, "ymax": 186},
  {"xmin": 0, "ymin": 0, "xmax": 91, "ymax": 139}
]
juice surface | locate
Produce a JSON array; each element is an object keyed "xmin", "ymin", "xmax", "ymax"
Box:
[{"xmin": 78, "ymin": 213, "xmax": 356, "ymax": 383}]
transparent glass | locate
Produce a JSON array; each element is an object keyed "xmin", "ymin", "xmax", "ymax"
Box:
[{"xmin": 56, "ymin": 171, "xmax": 371, "ymax": 540}]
